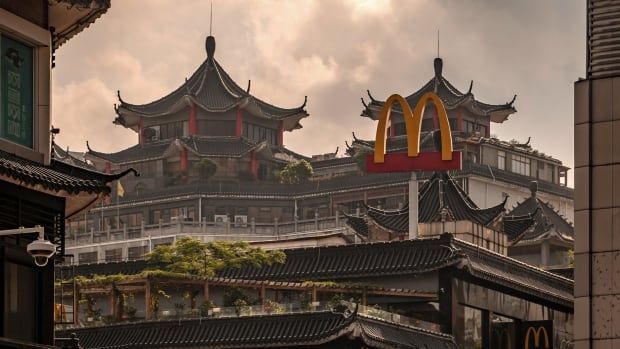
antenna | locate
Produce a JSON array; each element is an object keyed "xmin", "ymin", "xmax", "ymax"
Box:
[
  {"xmin": 210, "ymin": 2, "xmax": 213, "ymax": 36},
  {"xmin": 437, "ymin": 29, "xmax": 440, "ymax": 57}
]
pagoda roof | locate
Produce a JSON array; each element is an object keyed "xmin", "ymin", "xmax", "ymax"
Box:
[
  {"xmin": 347, "ymin": 172, "xmax": 506, "ymax": 236},
  {"xmin": 56, "ymin": 310, "xmax": 458, "ymax": 349},
  {"xmin": 504, "ymin": 183, "xmax": 574, "ymax": 245},
  {"xmin": 361, "ymin": 58, "xmax": 516, "ymax": 123},
  {"xmin": 0, "ymin": 148, "xmax": 136, "ymax": 218},
  {"xmin": 86, "ymin": 136, "xmax": 270, "ymax": 164},
  {"xmin": 114, "ymin": 36, "xmax": 308, "ymax": 132}
]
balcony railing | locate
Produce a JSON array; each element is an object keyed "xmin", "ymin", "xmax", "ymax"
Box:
[
  {"xmin": 66, "ymin": 215, "xmax": 349, "ymax": 248},
  {"xmin": 56, "ymin": 301, "xmax": 439, "ymax": 333}
]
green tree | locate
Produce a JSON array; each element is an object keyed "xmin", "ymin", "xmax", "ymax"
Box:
[
  {"xmin": 193, "ymin": 158, "xmax": 217, "ymax": 183},
  {"xmin": 278, "ymin": 160, "xmax": 313, "ymax": 184},
  {"xmin": 145, "ymin": 237, "xmax": 286, "ymax": 277}
]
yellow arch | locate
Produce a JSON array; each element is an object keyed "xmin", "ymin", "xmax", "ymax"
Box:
[
  {"xmin": 374, "ymin": 94, "xmax": 419, "ymax": 163},
  {"xmin": 373, "ymin": 92, "xmax": 453, "ymax": 163},
  {"xmin": 524, "ymin": 327, "xmax": 550, "ymax": 349}
]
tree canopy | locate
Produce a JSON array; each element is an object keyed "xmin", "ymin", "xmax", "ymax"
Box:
[
  {"xmin": 278, "ymin": 160, "xmax": 313, "ymax": 184},
  {"xmin": 193, "ymin": 158, "xmax": 217, "ymax": 183},
  {"xmin": 145, "ymin": 237, "xmax": 286, "ymax": 277}
]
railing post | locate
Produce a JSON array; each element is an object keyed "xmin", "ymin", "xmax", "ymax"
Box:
[
  {"xmin": 314, "ymin": 211, "xmax": 319, "ymax": 230},
  {"xmin": 335, "ymin": 212, "xmax": 339, "ymax": 227},
  {"xmin": 141, "ymin": 220, "xmax": 145, "ymax": 237},
  {"xmin": 123, "ymin": 223, "xmax": 127, "ymax": 240},
  {"xmin": 250, "ymin": 218, "xmax": 256, "ymax": 234},
  {"xmin": 274, "ymin": 218, "xmax": 279, "ymax": 239}
]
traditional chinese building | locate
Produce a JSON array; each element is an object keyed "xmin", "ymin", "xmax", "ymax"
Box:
[{"xmin": 62, "ymin": 37, "xmax": 574, "ymax": 271}]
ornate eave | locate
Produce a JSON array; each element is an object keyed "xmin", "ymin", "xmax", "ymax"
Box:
[
  {"xmin": 114, "ymin": 36, "xmax": 309, "ymax": 131},
  {"xmin": 49, "ymin": 0, "xmax": 110, "ymax": 49},
  {"xmin": 361, "ymin": 58, "xmax": 517, "ymax": 123}
]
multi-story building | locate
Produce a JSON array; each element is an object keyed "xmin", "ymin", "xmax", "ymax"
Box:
[
  {"xmin": 62, "ymin": 35, "xmax": 575, "ymax": 269},
  {"xmin": 0, "ymin": 1, "xmax": 138, "ymax": 348}
]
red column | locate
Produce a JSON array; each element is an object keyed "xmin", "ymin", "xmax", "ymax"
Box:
[
  {"xmin": 235, "ymin": 107, "xmax": 243, "ymax": 137},
  {"xmin": 250, "ymin": 151, "xmax": 258, "ymax": 179},
  {"xmin": 278, "ymin": 122, "xmax": 284, "ymax": 146},
  {"xmin": 189, "ymin": 103, "xmax": 197, "ymax": 136},
  {"xmin": 180, "ymin": 149, "xmax": 188, "ymax": 172},
  {"xmin": 138, "ymin": 117, "xmax": 144, "ymax": 144}
]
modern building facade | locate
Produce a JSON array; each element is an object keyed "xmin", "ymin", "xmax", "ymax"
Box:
[{"xmin": 574, "ymin": 0, "xmax": 620, "ymax": 347}]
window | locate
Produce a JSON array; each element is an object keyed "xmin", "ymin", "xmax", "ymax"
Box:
[
  {"xmin": 78, "ymin": 252, "xmax": 98, "ymax": 264},
  {"xmin": 4, "ymin": 262, "xmax": 36, "ymax": 341},
  {"xmin": 243, "ymin": 122, "xmax": 278, "ymax": 146},
  {"xmin": 463, "ymin": 119, "xmax": 487, "ymax": 136},
  {"xmin": 1, "ymin": 35, "xmax": 34, "ymax": 148},
  {"xmin": 159, "ymin": 121, "xmax": 187, "ymax": 139},
  {"xmin": 105, "ymin": 248, "xmax": 122, "ymax": 262},
  {"xmin": 128, "ymin": 246, "xmax": 148, "ymax": 260},
  {"xmin": 511, "ymin": 154, "xmax": 530, "ymax": 176},
  {"xmin": 497, "ymin": 151, "xmax": 506, "ymax": 170}
]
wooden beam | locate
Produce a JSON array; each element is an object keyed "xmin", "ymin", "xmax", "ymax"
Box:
[
  {"xmin": 144, "ymin": 279, "xmax": 151, "ymax": 321},
  {"xmin": 203, "ymin": 281, "xmax": 210, "ymax": 301}
]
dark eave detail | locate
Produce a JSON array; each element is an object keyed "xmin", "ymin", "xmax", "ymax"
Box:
[
  {"xmin": 361, "ymin": 58, "xmax": 516, "ymax": 123},
  {"xmin": 55, "ymin": 310, "xmax": 458, "ymax": 349},
  {"xmin": 0, "ymin": 149, "xmax": 135, "ymax": 195}
]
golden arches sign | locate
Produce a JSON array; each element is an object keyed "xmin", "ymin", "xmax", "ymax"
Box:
[
  {"xmin": 373, "ymin": 92, "xmax": 454, "ymax": 163},
  {"xmin": 524, "ymin": 326, "xmax": 550, "ymax": 349}
]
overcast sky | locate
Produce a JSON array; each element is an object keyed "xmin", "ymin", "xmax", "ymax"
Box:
[{"xmin": 52, "ymin": 0, "xmax": 585, "ymax": 186}]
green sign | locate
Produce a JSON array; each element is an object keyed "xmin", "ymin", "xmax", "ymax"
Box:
[{"xmin": 1, "ymin": 35, "xmax": 33, "ymax": 148}]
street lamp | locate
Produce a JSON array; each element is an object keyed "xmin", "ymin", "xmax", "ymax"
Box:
[{"xmin": 0, "ymin": 226, "xmax": 57, "ymax": 266}]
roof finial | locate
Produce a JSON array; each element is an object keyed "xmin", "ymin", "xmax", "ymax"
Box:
[
  {"xmin": 530, "ymin": 181, "xmax": 538, "ymax": 198},
  {"xmin": 205, "ymin": 2, "xmax": 216, "ymax": 58}
]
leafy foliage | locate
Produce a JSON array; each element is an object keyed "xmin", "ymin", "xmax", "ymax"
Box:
[
  {"xmin": 278, "ymin": 160, "xmax": 313, "ymax": 184},
  {"xmin": 193, "ymin": 158, "xmax": 217, "ymax": 183},
  {"xmin": 145, "ymin": 237, "xmax": 286, "ymax": 277}
]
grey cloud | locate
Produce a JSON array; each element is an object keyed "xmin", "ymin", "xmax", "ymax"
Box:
[{"xmin": 52, "ymin": 0, "xmax": 583, "ymax": 185}]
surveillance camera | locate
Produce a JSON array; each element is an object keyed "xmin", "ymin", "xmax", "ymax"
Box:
[{"xmin": 26, "ymin": 238, "xmax": 56, "ymax": 267}]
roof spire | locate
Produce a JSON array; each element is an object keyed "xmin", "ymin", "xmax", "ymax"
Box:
[
  {"xmin": 206, "ymin": 2, "xmax": 216, "ymax": 58},
  {"xmin": 437, "ymin": 29, "xmax": 440, "ymax": 58},
  {"xmin": 433, "ymin": 29, "xmax": 443, "ymax": 78},
  {"xmin": 530, "ymin": 181, "xmax": 538, "ymax": 198}
]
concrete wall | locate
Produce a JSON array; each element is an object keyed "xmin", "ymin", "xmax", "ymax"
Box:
[{"xmin": 573, "ymin": 75, "xmax": 620, "ymax": 347}]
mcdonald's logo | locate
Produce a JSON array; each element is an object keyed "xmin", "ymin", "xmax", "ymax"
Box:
[
  {"xmin": 523, "ymin": 326, "xmax": 551, "ymax": 349},
  {"xmin": 365, "ymin": 92, "xmax": 462, "ymax": 173}
]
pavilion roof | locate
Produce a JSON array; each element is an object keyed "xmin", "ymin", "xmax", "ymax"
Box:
[
  {"xmin": 56, "ymin": 310, "xmax": 458, "ymax": 349},
  {"xmin": 504, "ymin": 183, "xmax": 574, "ymax": 245},
  {"xmin": 345, "ymin": 172, "xmax": 506, "ymax": 236},
  {"xmin": 114, "ymin": 36, "xmax": 308, "ymax": 132},
  {"xmin": 86, "ymin": 136, "xmax": 272, "ymax": 164},
  {"xmin": 361, "ymin": 57, "xmax": 517, "ymax": 123}
]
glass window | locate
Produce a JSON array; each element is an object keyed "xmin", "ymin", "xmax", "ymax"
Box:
[
  {"xmin": 1, "ymin": 35, "xmax": 34, "ymax": 148},
  {"xmin": 78, "ymin": 252, "xmax": 98, "ymax": 264},
  {"xmin": 511, "ymin": 154, "xmax": 531, "ymax": 176},
  {"xmin": 497, "ymin": 151, "xmax": 506, "ymax": 170},
  {"xmin": 105, "ymin": 248, "xmax": 122, "ymax": 262}
]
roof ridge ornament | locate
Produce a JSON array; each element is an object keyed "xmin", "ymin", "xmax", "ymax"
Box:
[
  {"xmin": 206, "ymin": 35, "xmax": 216, "ymax": 58},
  {"xmin": 433, "ymin": 57, "xmax": 443, "ymax": 78},
  {"xmin": 467, "ymin": 80, "xmax": 473, "ymax": 94}
]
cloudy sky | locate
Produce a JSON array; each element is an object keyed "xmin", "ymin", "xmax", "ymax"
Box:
[{"xmin": 52, "ymin": 0, "xmax": 585, "ymax": 185}]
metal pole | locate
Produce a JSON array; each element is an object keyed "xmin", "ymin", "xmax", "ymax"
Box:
[{"xmin": 408, "ymin": 172, "xmax": 418, "ymax": 239}]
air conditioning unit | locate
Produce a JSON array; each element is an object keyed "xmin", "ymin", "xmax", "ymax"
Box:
[
  {"xmin": 214, "ymin": 215, "xmax": 229, "ymax": 225},
  {"xmin": 234, "ymin": 215, "xmax": 248, "ymax": 227},
  {"xmin": 143, "ymin": 126, "xmax": 160, "ymax": 142}
]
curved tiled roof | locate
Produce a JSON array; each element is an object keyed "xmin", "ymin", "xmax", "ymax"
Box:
[
  {"xmin": 361, "ymin": 58, "xmax": 516, "ymax": 123},
  {"xmin": 504, "ymin": 188, "xmax": 574, "ymax": 244},
  {"xmin": 86, "ymin": 136, "xmax": 262, "ymax": 164},
  {"xmin": 56, "ymin": 311, "xmax": 458, "ymax": 349},
  {"xmin": 0, "ymin": 149, "xmax": 135, "ymax": 195},
  {"xmin": 353, "ymin": 172, "xmax": 506, "ymax": 235},
  {"xmin": 115, "ymin": 36, "xmax": 308, "ymax": 128}
]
